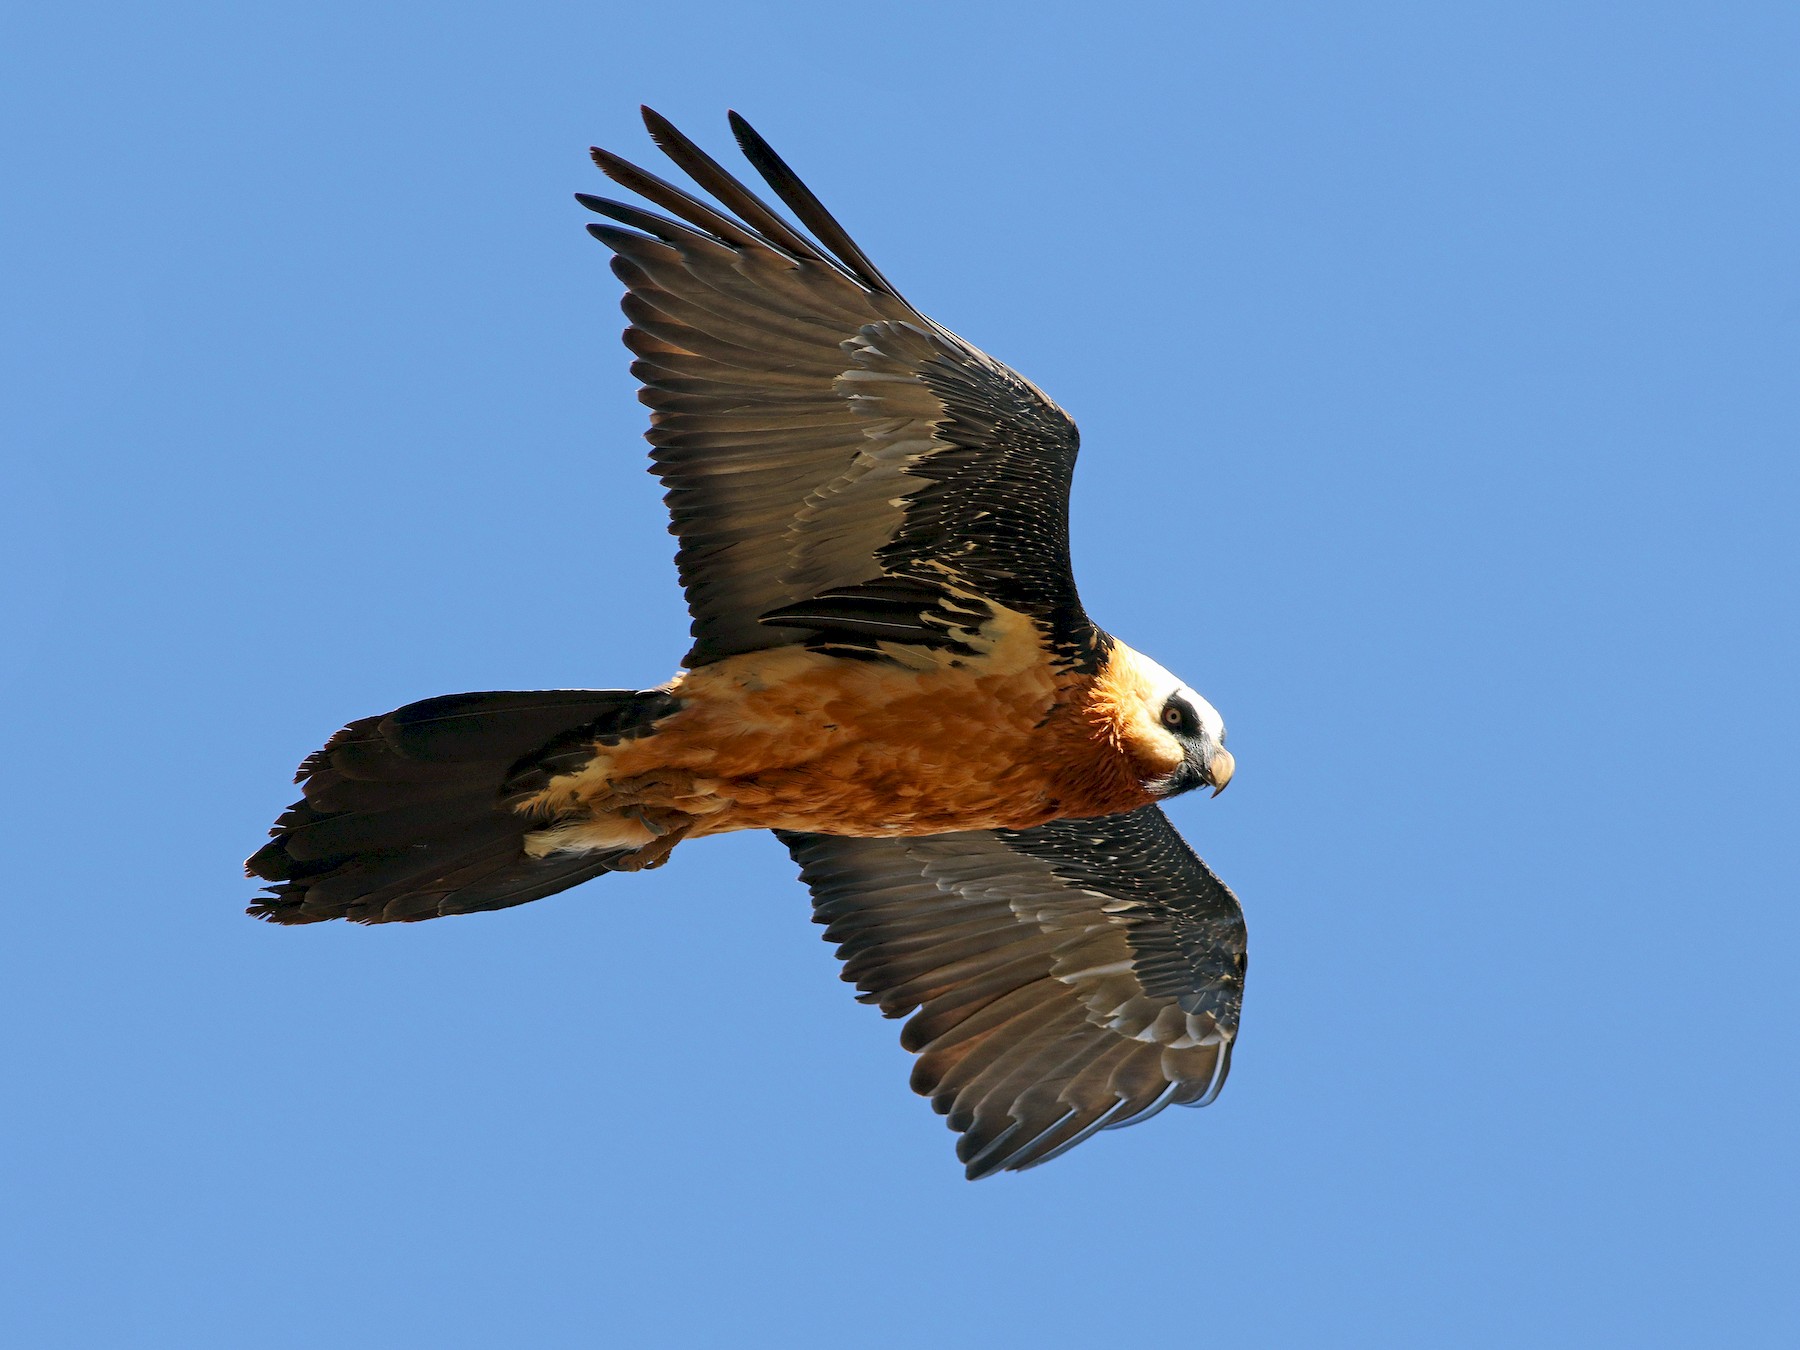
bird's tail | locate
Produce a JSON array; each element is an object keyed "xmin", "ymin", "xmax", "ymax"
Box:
[{"xmin": 246, "ymin": 688, "xmax": 676, "ymax": 925}]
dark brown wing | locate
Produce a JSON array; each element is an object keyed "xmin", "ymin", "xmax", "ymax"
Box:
[
  {"xmin": 582, "ymin": 108, "xmax": 1097, "ymax": 671},
  {"xmin": 779, "ymin": 807, "xmax": 1247, "ymax": 1179}
]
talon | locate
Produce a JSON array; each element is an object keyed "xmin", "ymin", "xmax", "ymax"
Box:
[
  {"xmin": 621, "ymin": 804, "xmax": 672, "ymax": 837},
  {"xmin": 611, "ymin": 814, "xmax": 694, "ymax": 872}
]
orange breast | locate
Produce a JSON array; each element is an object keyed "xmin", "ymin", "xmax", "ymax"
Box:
[{"xmin": 581, "ymin": 615, "xmax": 1157, "ymax": 838}]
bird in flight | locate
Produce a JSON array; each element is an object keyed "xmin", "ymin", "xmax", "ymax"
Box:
[{"xmin": 248, "ymin": 108, "xmax": 1248, "ymax": 1179}]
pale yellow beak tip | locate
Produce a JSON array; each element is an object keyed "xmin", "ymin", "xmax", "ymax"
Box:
[{"xmin": 1208, "ymin": 748, "xmax": 1236, "ymax": 797}]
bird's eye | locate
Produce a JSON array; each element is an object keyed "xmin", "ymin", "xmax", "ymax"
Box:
[{"xmin": 1162, "ymin": 704, "xmax": 1187, "ymax": 730}]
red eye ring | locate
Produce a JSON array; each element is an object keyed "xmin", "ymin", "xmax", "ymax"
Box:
[{"xmin": 1162, "ymin": 706, "xmax": 1184, "ymax": 728}]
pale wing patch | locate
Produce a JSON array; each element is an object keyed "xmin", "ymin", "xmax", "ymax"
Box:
[
  {"xmin": 781, "ymin": 322, "xmax": 951, "ymax": 598},
  {"xmin": 914, "ymin": 840, "xmax": 1226, "ymax": 1052}
]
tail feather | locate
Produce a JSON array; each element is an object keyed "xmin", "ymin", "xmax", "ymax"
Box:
[
  {"xmin": 299, "ymin": 770, "xmax": 492, "ymax": 815},
  {"xmin": 247, "ymin": 689, "xmax": 672, "ymax": 925}
]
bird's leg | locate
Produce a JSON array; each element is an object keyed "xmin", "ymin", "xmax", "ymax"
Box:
[
  {"xmin": 587, "ymin": 769, "xmax": 708, "ymax": 812},
  {"xmin": 618, "ymin": 803, "xmax": 684, "ymax": 837},
  {"xmin": 610, "ymin": 811, "xmax": 695, "ymax": 872}
]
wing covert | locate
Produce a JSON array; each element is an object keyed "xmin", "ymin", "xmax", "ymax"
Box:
[
  {"xmin": 779, "ymin": 807, "xmax": 1247, "ymax": 1179},
  {"xmin": 582, "ymin": 108, "xmax": 1092, "ymax": 669}
]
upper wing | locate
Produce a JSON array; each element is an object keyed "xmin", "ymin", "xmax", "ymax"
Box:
[
  {"xmin": 582, "ymin": 109, "xmax": 1096, "ymax": 670},
  {"xmin": 779, "ymin": 806, "xmax": 1246, "ymax": 1179}
]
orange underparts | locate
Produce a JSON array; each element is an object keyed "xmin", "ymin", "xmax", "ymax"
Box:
[{"xmin": 516, "ymin": 618, "xmax": 1177, "ymax": 865}]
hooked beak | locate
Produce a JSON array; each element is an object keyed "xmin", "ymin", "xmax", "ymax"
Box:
[{"xmin": 1206, "ymin": 746, "xmax": 1235, "ymax": 797}]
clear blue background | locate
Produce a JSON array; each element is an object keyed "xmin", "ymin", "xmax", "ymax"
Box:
[{"xmin": 4, "ymin": 2, "xmax": 1795, "ymax": 1345}]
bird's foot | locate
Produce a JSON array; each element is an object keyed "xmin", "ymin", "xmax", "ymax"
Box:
[{"xmin": 610, "ymin": 813, "xmax": 694, "ymax": 871}]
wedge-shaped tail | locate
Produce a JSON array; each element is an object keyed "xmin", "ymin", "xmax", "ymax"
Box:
[{"xmin": 246, "ymin": 689, "xmax": 673, "ymax": 924}]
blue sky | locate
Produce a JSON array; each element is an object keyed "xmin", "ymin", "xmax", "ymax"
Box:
[{"xmin": 4, "ymin": 2, "xmax": 1796, "ymax": 1345}]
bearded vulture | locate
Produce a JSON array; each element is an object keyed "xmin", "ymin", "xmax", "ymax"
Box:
[{"xmin": 248, "ymin": 108, "xmax": 1248, "ymax": 1179}]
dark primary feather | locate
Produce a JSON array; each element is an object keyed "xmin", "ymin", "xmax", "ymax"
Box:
[
  {"xmin": 583, "ymin": 107, "xmax": 1096, "ymax": 670},
  {"xmin": 724, "ymin": 109, "xmax": 905, "ymax": 298},
  {"xmin": 642, "ymin": 107, "xmax": 841, "ymax": 272},
  {"xmin": 246, "ymin": 690, "xmax": 672, "ymax": 924},
  {"xmin": 779, "ymin": 807, "xmax": 1247, "ymax": 1179}
]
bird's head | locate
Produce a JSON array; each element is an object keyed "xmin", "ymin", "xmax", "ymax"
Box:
[{"xmin": 1096, "ymin": 644, "xmax": 1234, "ymax": 801}]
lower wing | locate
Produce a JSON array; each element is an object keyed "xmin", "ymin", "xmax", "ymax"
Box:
[{"xmin": 779, "ymin": 806, "xmax": 1247, "ymax": 1179}]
